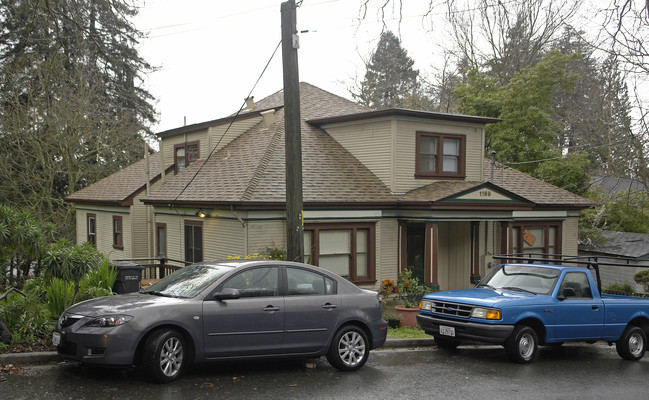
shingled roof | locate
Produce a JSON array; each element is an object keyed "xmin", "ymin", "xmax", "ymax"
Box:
[{"xmin": 65, "ymin": 153, "xmax": 164, "ymax": 206}]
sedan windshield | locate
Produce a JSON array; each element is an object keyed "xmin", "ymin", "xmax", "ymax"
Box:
[
  {"xmin": 478, "ymin": 264, "xmax": 560, "ymax": 295},
  {"xmin": 142, "ymin": 264, "xmax": 233, "ymax": 298}
]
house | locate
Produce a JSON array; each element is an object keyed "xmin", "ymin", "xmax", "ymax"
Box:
[
  {"xmin": 66, "ymin": 83, "xmax": 591, "ymax": 291},
  {"xmin": 579, "ymin": 231, "xmax": 649, "ymax": 292}
]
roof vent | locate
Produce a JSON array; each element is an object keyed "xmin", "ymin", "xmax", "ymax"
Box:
[
  {"xmin": 261, "ymin": 109, "xmax": 276, "ymax": 128},
  {"xmin": 245, "ymin": 96, "xmax": 255, "ymax": 110}
]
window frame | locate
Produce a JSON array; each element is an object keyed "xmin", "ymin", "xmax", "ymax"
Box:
[
  {"xmin": 512, "ymin": 221, "xmax": 562, "ymax": 256},
  {"xmin": 415, "ymin": 131, "xmax": 466, "ymax": 179},
  {"xmin": 87, "ymin": 213, "xmax": 96, "ymax": 248},
  {"xmin": 184, "ymin": 220, "xmax": 203, "ymax": 263},
  {"xmin": 304, "ymin": 222, "xmax": 376, "ymax": 285},
  {"xmin": 112, "ymin": 215, "xmax": 123, "ymax": 250},
  {"xmin": 174, "ymin": 141, "xmax": 200, "ymax": 174},
  {"xmin": 156, "ymin": 223, "xmax": 167, "ymax": 257}
]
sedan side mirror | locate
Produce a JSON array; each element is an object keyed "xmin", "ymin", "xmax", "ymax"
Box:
[{"xmin": 213, "ymin": 288, "xmax": 240, "ymax": 301}]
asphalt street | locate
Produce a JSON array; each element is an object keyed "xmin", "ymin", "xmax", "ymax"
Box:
[{"xmin": 1, "ymin": 341, "xmax": 648, "ymax": 400}]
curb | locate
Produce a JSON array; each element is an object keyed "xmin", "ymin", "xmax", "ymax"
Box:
[
  {"xmin": 0, "ymin": 351, "xmax": 60, "ymax": 366},
  {"xmin": 0, "ymin": 338, "xmax": 436, "ymax": 366}
]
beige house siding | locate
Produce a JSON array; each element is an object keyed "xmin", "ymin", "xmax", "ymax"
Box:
[
  {"xmin": 562, "ymin": 215, "xmax": 579, "ymax": 256},
  {"xmin": 394, "ymin": 120, "xmax": 485, "ymax": 194},
  {"xmin": 437, "ymin": 221, "xmax": 472, "ymax": 291},
  {"xmin": 75, "ymin": 206, "xmax": 131, "ymax": 259},
  {"xmin": 322, "ymin": 119, "xmax": 393, "ymax": 189},
  {"xmin": 130, "ymin": 202, "xmax": 150, "ymax": 258},
  {"xmin": 246, "ymin": 219, "xmax": 286, "ymax": 256},
  {"xmin": 208, "ymin": 117, "xmax": 263, "ymax": 155},
  {"xmin": 376, "ymin": 218, "xmax": 398, "ymax": 290}
]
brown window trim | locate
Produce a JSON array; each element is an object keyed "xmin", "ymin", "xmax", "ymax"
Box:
[
  {"xmin": 174, "ymin": 140, "xmax": 200, "ymax": 174},
  {"xmin": 512, "ymin": 221, "xmax": 562, "ymax": 256},
  {"xmin": 112, "ymin": 215, "xmax": 123, "ymax": 250},
  {"xmin": 304, "ymin": 222, "xmax": 376, "ymax": 285},
  {"xmin": 87, "ymin": 213, "xmax": 96, "ymax": 248},
  {"xmin": 156, "ymin": 223, "xmax": 167, "ymax": 257},
  {"xmin": 415, "ymin": 131, "xmax": 466, "ymax": 179}
]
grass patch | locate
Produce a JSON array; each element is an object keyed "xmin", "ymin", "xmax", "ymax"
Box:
[{"xmin": 387, "ymin": 326, "xmax": 431, "ymax": 339}]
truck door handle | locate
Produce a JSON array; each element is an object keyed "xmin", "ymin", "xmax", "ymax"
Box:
[
  {"xmin": 592, "ymin": 305, "xmax": 599, "ymax": 310},
  {"xmin": 264, "ymin": 306, "xmax": 280, "ymax": 312}
]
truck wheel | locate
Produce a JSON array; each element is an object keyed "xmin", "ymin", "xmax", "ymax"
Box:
[
  {"xmin": 616, "ymin": 326, "xmax": 647, "ymax": 361},
  {"xmin": 434, "ymin": 336, "xmax": 459, "ymax": 350},
  {"xmin": 142, "ymin": 329, "xmax": 187, "ymax": 383},
  {"xmin": 326, "ymin": 325, "xmax": 369, "ymax": 371},
  {"xmin": 505, "ymin": 325, "xmax": 538, "ymax": 363}
]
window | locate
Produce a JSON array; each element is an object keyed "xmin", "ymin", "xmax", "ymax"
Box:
[
  {"xmin": 304, "ymin": 223, "xmax": 375, "ymax": 284},
  {"xmin": 286, "ymin": 267, "xmax": 336, "ymax": 295},
  {"xmin": 184, "ymin": 220, "xmax": 203, "ymax": 263},
  {"xmin": 87, "ymin": 213, "xmax": 96, "ymax": 247},
  {"xmin": 112, "ymin": 216, "xmax": 123, "ymax": 250},
  {"xmin": 156, "ymin": 223, "xmax": 167, "ymax": 257},
  {"xmin": 174, "ymin": 141, "xmax": 200, "ymax": 173},
  {"xmin": 512, "ymin": 222, "xmax": 561, "ymax": 256},
  {"xmin": 560, "ymin": 272, "xmax": 592, "ymax": 299},
  {"xmin": 416, "ymin": 132, "xmax": 465, "ymax": 178},
  {"xmin": 222, "ymin": 267, "xmax": 279, "ymax": 298}
]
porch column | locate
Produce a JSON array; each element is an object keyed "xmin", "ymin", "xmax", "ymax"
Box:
[{"xmin": 428, "ymin": 223, "xmax": 438, "ymax": 286}]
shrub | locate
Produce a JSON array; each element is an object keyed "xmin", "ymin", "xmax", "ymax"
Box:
[
  {"xmin": 634, "ymin": 270, "xmax": 649, "ymax": 293},
  {"xmin": 396, "ymin": 269, "xmax": 434, "ymax": 308},
  {"xmin": 0, "ymin": 290, "xmax": 54, "ymax": 344},
  {"xmin": 603, "ymin": 282, "xmax": 634, "ymax": 295}
]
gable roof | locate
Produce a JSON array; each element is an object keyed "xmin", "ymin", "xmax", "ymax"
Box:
[{"xmin": 65, "ymin": 153, "xmax": 166, "ymax": 206}]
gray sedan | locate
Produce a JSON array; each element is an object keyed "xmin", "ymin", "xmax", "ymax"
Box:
[{"xmin": 53, "ymin": 260, "xmax": 387, "ymax": 382}]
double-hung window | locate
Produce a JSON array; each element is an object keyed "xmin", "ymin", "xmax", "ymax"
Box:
[
  {"xmin": 303, "ymin": 223, "xmax": 375, "ymax": 284},
  {"xmin": 174, "ymin": 141, "xmax": 200, "ymax": 173},
  {"xmin": 87, "ymin": 214, "xmax": 96, "ymax": 247},
  {"xmin": 184, "ymin": 220, "xmax": 203, "ymax": 263},
  {"xmin": 112, "ymin": 216, "xmax": 123, "ymax": 250},
  {"xmin": 416, "ymin": 132, "xmax": 465, "ymax": 178}
]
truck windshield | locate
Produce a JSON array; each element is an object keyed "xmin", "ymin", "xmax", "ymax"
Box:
[{"xmin": 478, "ymin": 264, "xmax": 560, "ymax": 295}]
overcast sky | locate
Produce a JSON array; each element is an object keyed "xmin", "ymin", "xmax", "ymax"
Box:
[{"xmin": 134, "ymin": 0, "xmax": 446, "ymax": 135}]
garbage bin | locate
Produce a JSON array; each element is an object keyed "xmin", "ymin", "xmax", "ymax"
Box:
[{"xmin": 110, "ymin": 261, "xmax": 145, "ymax": 294}]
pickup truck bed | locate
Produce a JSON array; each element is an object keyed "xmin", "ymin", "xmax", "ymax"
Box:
[{"xmin": 417, "ymin": 263, "xmax": 649, "ymax": 363}]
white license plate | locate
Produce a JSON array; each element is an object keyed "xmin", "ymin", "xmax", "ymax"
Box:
[
  {"xmin": 52, "ymin": 331, "xmax": 61, "ymax": 347},
  {"xmin": 439, "ymin": 325, "xmax": 455, "ymax": 337}
]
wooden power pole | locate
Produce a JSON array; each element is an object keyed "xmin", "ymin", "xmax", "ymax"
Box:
[{"xmin": 281, "ymin": 0, "xmax": 304, "ymax": 262}]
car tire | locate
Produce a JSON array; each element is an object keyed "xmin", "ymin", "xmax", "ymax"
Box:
[
  {"xmin": 326, "ymin": 325, "xmax": 369, "ymax": 371},
  {"xmin": 505, "ymin": 325, "xmax": 538, "ymax": 363},
  {"xmin": 142, "ymin": 328, "xmax": 187, "ymax": 383},
  {"xmin": 616, "ymin": 325, "xmax": 647, "ymax": 361},
  {"xmin": 434, "ymin": 336, "xmax": 459, "ymax": 350}
]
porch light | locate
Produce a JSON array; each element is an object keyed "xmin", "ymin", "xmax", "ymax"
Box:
[{"xmin": 196, "ymin": 209, "xmax": 207, "ymax": 218}]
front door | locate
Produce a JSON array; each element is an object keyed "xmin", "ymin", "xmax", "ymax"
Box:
[
  {"xmin": 202, "ymin": 266, "xmax": 284, "ymax": 357},
  {"xmin": 406, "ymin": 223, "xmax": 426, "ymax": 283}
]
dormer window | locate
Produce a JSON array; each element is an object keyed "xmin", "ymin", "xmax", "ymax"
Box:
[
  {"xmin": 174, "ymin": 141, "xmax": 200, "ymax": 173},
  {"xmin": 416, "ymin": 132, "xmax": 465, "ymax": 179}
]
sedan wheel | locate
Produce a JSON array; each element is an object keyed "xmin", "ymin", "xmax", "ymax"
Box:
[
  {"xmin": 326, "ymin": 325, "xmax": 369, "ymax": 371},
  {"xmin": 143, "ymin": 329, "xmax": 186, "ymax": 383}
]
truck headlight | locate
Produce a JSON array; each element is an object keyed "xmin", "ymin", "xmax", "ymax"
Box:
[
  {"xmin": 471, "ymin": 307, "xmax": 501, "ymax": 320},
  {"xmin": 420, "ymin": 300, "xmax": 432, "ymax": 311}
]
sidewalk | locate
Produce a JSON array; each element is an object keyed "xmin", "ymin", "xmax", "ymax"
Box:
[{"xmin": 0, "ymin": 337, "xmax": 436, "ymax": 366}]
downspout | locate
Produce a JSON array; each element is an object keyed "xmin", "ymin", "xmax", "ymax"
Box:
[{"xmin": 145, "ymin": 144, "xmax": 152, "ymax": 258}]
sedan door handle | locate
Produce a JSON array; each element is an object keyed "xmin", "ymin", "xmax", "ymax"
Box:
[
  {"xmin": 592, "ymin": 305, "xmax": 599, "ymax": 310},
  {"xmin": 263, "ymin": 306, "xmax": 280, "ymax": 312},
  {"xmin": 322, "ymin": 303, "xmax": 338, "ymax": 310}
]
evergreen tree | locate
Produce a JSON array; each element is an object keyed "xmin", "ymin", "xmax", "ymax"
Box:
[
  {"xmin": 0, "ymin": 0, "xmax": 156, "ymax": 238},
  {"xmin": 353, "ymin": 31, "xmax": 420, "ymax": 109}
]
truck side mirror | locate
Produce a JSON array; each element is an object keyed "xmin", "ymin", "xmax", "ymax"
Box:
[{"xmin": 557, "ymin": 287, "xmax": 576, "ymax": 300}]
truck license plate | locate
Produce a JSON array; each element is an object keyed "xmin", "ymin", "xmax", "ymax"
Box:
[
  {"xmin": 52, "ymin": 331, "xmax": 61, "ymax": 347},
  {"xmin": 439, "ymin": 325, "xmax": 455, "ymax": 337}
]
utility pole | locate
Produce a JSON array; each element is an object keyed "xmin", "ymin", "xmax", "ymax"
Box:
[{"xmin": 281, "ymin": 0, "xmax": 304, "ymax": 262}]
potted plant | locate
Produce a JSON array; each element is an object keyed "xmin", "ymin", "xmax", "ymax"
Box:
[
  {"xmin": 394, "ymin": 269, "xmax": 434, "ymax": 327},
  {"xmin": 379, "ymin": 279, "xmax": 401, "ymax": 328}
]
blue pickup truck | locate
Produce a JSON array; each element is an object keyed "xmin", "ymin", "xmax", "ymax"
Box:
[{"xmin": 416, "ymin": 260, "xmax": 649, "ymax": 363}]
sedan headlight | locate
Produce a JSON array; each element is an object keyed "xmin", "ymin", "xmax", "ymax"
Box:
[
  {"xmin": 84, "ymin": 315, "xmax": 133, "ymax": 328},
  {"xmin": 471, "ymin": 307, "xmax": 501, "ymax": 320}
]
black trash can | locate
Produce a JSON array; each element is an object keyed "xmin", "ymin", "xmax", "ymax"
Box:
[{"xmin": 110, "ymin": 261, "xmax": 145, "ymax": 294}]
